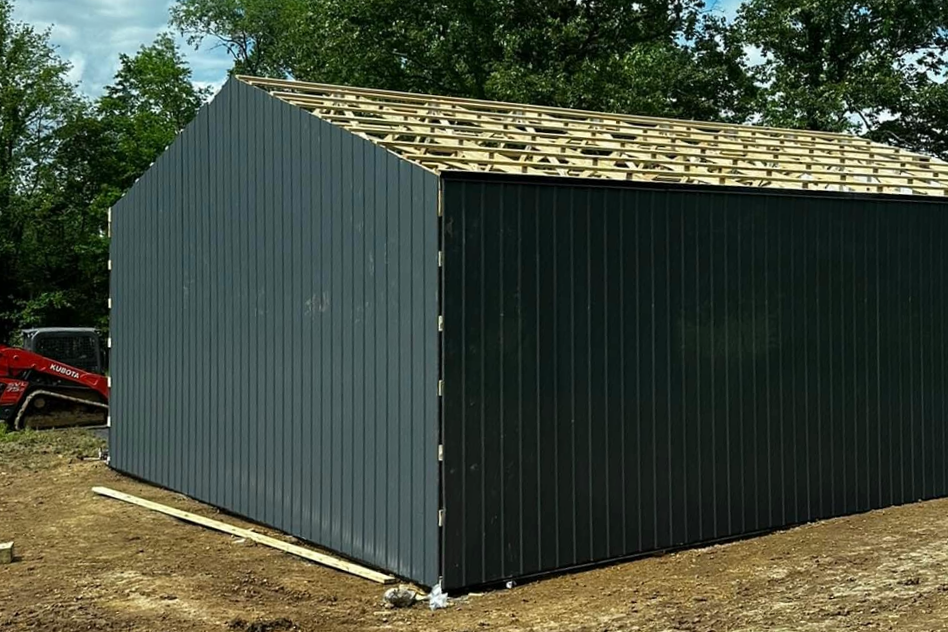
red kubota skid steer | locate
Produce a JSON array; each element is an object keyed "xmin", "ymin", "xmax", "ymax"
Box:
[{"xmin": 0, "ymin": 328, "xmax": 109, "ymax": 430}]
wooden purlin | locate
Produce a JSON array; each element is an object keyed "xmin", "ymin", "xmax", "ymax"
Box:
[{"xmin": 238, "ymin": 76, "xmax": 948, "ymax": 196}]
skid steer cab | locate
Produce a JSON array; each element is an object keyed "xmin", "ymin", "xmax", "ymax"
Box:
[{"xmin": 0, "ymin": 328, "xmax": 109, "ymax": 430}]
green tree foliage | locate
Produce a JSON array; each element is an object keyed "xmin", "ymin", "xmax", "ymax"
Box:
[
  {"xmin": 171, "ymin": 0, "xmax": 306, "ymax": 77},
  {"xmin": 46, "ymin": 35, "xmax": 209, "ymax": 337},
  {"xmin": 873, "ymin": 80, "xmax": 948, "ymax": 159},
  {"xmin": 99, "ymin": 33, "xmax": 211, "ymax": 187},
  {"xmin": 0, "ymin": 0, "xmax": 83, "ymax": 336},
  {"xmin": 173, "ymin": 0, "xmax": 759, "ymax": 122},
  {"xmin": 0, "ymin": 16, "xmax": 207, "ymax": 341},
  {"xmin": 738, "ymin": 0, "xmax": 948, "ymax": 155}
]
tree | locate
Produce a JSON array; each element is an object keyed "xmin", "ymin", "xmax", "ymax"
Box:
[
  {"xmin": 484, "ymin": 11, "xmax": 756, "ymax": 121},
  {"xmin": 47, "ymin": 34, "xmax": 211, "ymax": 334},
  {"xmin": 98, "ymin": 33, "xmax": 211, "ymax": 185},
  {"xmin": 0, "ymin": 0, "xmax": 83, "ymax": 337},
  {"xmin": 0, "ymin": 25, "xmax": 209, "ymax": 341},
  {"xmin": 172, "ymin": 0, "xmax": 758, "ymax": 122},
  {"xmin": 871, "ymin": 81, "xmax": 948, "ymax": 159},
  {"xmin": 171, "ymin": 0, "xmax": 307, "ymax": 77},
  {"xmin": 737, "ymin": 0, "xmax": 948, "ymax": 151},
  {"xmin": 40, "ymin": 110, "xmax": 124, "ymax": 330}
]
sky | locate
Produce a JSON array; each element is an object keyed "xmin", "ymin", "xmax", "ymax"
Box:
[
  {"xmin": 15, "ymin": 0, "xmax": 748, "ymax": 98},
  {"xmin": 12, "ymin": 0, "xmax": 233, "ymax": 96}
]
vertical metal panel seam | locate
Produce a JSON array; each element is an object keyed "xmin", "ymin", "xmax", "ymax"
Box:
[
  {"xmin": 941, "ymin": 219, "xmax": 947, "ymax": 496},
  {"xmin": 604, "ymin": 188, "xmax": 618, "ymax": 557},
  {"xmin": 371, "ymin": 145, "xmax": 382, "ymax": 564},
  {"xmin": 341, "ymin": 127, "xmax": 353, "ymax": 554},
  {"xmin": 585, "ymin": 189, "xmax": 594, "ymax": 560},
  {"xmin": 568, "ymin": 187, "xmax": 577, "ymax": 562},
  {"xmin": 459, "ymin": 180, "xmax": 467, "ymax": 582},
  {"xmin": 709, "ymin": 191, "xmax": 719, "ymax": 534},
  {"xmin": 308, "ymin": 110, "xmax": 320, "ymax": 543},
  {"xmin": 552, "ymin": 189, "xmax": 560, "ymax": 566},
  {"xmin": 498, "ymin": 185, "xmax": 506, "ymax": 577},
  {"xmin": 874, "ymin": 208, "xmax": 882, "ymax": 507},
  {"xmin": 682, "ymin": 194, "xmax": 691, "ymax": 541},
  {"xmin": 534, "ymin": 187, "xmax": 542, "ymax": 569},
  {"xmin": 383, "ymin": 152, "xmax": 393, "ymax": 570},
  {"xmin": 152, "ymin": 144, "xmax": 161, "ymax": 485},
  {"xmin": 478, "ymin": 182, "xmax": 486, "ymax": 582},
  {"xmin": 359, "ymin": 130, "xmax": 369, "ymax": 559},
  {"xmin": 158, "ymin": 121, "xmax": 167, "ymax": 490},
  {"xmin": 864, "ymin": 207, "xmax": 873, "ymax": 504},
  {"xmin": 200, "ymin": 100, "xmax": 211, "ymax": 503},
  {"xmin": 516, "ymin": 185, "xmax": 525, "ymax": 574},
  {"xmin": 618, "ymin": 193, "xmax": 627, "ymax": 553},
  {"xmin": 919, "ymin": 214, "xmax": 927, "ymax": 497}
]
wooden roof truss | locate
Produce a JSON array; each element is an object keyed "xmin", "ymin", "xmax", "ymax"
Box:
[{"xmin": 239, "ymin": 76, "xmax": 948, "ymax": 196}]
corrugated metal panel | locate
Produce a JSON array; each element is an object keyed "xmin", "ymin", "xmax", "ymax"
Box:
[
  {"xmin": 110, "ymin": 78, "xmax": 441, "ymax": 585},
  {"xmin": 440, "ymin": 174, "xmax": 948, "ymax": 589}
]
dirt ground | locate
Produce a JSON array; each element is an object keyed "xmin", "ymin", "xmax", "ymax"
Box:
[{"xmin": 3, "ymin": 431, "xmax": 948, "ymax": 631}]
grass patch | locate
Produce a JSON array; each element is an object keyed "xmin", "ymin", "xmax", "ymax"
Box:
[
  {"xmin": 0, "ymin": 423, "xmax": 21, "ymax": 443},
  {"xmin": 0, "ymin": 426, "xmax": 106, "ymax": 469}
]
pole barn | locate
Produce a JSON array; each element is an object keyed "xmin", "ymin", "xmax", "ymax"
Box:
[{"xmin": 110, "ymin": 75, "xmax": 948, "ymax": 590}]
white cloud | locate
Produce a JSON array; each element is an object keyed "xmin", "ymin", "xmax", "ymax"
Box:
[{"xmin": 12, "ymin": 0, "xmax": 232, "ymax": 96}]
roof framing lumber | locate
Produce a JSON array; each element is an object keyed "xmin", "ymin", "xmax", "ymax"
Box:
[{"xmin": 238, "ymin": 75, "xmax": 948, "ymax": 196}]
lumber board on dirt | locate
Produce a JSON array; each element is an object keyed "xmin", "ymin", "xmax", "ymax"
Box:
[{"xmin": 91, "ymin": 487, "xmax": 395, "ymax": 584}]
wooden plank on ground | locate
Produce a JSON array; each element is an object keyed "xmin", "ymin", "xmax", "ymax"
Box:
[{"xmin": 92, "ymin": 487, "xmax": 395, "ymax": 584}]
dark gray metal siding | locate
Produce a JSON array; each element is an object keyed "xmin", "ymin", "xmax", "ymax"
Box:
[
  {"xmin": 110, "ymin": 78, "xmax": 441, "ymax": 585},
  {"xmin": 440, "ymin": 174, "xmax": 948, "ymax": 589}
]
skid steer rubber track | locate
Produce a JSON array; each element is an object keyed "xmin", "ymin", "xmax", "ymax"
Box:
[{"xmin": 14, "ymin": 389, "xmax": 108, "ymax": 430}]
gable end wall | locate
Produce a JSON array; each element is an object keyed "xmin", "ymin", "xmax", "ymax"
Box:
[{"xmin": 110, "ymin": 78, "xmax": 440, "ymax": 585}]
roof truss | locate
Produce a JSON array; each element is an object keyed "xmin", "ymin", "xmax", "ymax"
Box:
[{"xmin": 239, "ymin": 76, "xmax": 948, "ymax": 196}]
